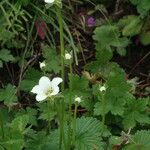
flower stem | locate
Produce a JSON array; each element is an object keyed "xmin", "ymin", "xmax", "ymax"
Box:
[
  {"xmin": 47, "ymin": 99, "xmax": 52, "ymax": 134},
  {"xmin": 101, "ymin": 94, "xmax": 106, "ymax": 128},
  {"xmin": 56, "ymin": 6, "xmax": 65, "ymax": 91},
  {"xmin": 72, "ymin": 103, "xmax": 78, "ymax": 147},
  {"xmin": 0, "ymin": 112, "xmax": 4, "ymax": 139},
  {"xmin": 67, "ymin": 60, "xmax": 73, "ymax": 149},
  {"xmin": 56, "ymin": 6, "xmax": 66, "ymax": 150}
]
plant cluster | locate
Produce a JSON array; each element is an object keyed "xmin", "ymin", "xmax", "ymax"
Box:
[{"xmin": 0, "ymin": 0, "xmax": 150, "ymax": 150}]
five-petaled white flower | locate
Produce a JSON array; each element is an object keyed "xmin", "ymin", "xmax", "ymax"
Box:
[
  {"xmin": 44, "ymin": 0, "xmax": 55, "ymax": 4},
  {"xmin": 39, "ymin": 61, "xmax": 46, "ymax": 69},
  {"xmin": 99, "ymin": 86, "xmax": 106, "ymax": 92},
  {"xmin": 31, "ymin": 76, "xmax": 63, "ymax": 101},
  {"xmin": 65, "ymin": 53, "xmax": 72, "ymax": 60},
  {"xmin": 75, "ymin": 97, "xmax": 81, "ymax": 103}
]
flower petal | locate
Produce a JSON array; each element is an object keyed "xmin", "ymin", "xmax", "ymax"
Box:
[
  {"xmin": 39, "ymin": 76, "xmax": 51, "ymax": 90},
  {"xmin": 51, "ymin": 86, "xmax": 59, "ymax": 96},
  {"xmin": 44, "ymin": 0, "xmax": 55, "ymax": 4},
  {"xmin": 36, "ymin": 93, "xmax": 47, "ymax": 101},
  {"xmin": 31, "ymin": 85, "xmax": 41, "ymax": 94},
  {"xmin": 51, "ymin": 77, "xmax": 63, "ymax": 86}
]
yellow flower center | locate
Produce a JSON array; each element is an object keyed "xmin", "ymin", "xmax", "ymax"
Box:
[{"xmin": 45, "ymin": 87, "xmax": 53, "ymax": 97}]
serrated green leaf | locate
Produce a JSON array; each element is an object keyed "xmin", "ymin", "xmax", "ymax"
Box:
[
  {"xmin": 42, "ymin": 45, "xmax": 61, "ymax": 74},
  {"xmin": 15, "ymin": 107, "xmax": 37, "ymax": 126},
  {"xmin": 122, "ymin": 16, "xmax": 143, "ymax": 36},
  {"xmin": 0, "ymin": 84, "xmax": 18, "ymax": 107},
  {"xmin": 0, "ymin": 49, "xmax": 15, "ymax": 62},
  {"xmin": 124, "ymin": 130, "xmax": 150, "ymax": 150},
  {"xmin": 11, "ymin": 114, "xmax": 29, "ymax": 132},
  {"xmin": 123, "ymin": 98, "xmax": 150, "ymax": 129},
  {"xmin": 75, "ymin": 117, "xmax": 104, "ymax": 150}
]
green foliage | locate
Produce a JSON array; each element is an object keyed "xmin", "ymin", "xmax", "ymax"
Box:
[
  {"xmin": 20, "ymin": 68, "xmax": 42, "ymax": 92},
  {"xmin": 0, "ymin": 49, "xmax": 15, "ymax": 68},
  {"xmin": 123, "ymin": 130, "xmax": 150, "ymax": 150},
  {"xmin": 0, "ymin": 84, "xmax": 18, "ymax": 108},
  {"xmin": 140, "ymin": 32, "xmax": 150, "ymax": 45},
  {"xmin": 0, "ymin": 0, "xmax": 149, "ymax": 149},
  {"xmin": 118, "ymin": 15, "xmax": 144, "ymax": 37},
  {"xmin": 75, "ymin": 117, "xmax": 104, "ymax": 150},
  {"xmin": 37, "ymin": 102, "xmax": 56, "ymax": 121},
  {"xmin": 93, "ymin": 25, "xmax": 129, "ymax": 61},
  {"xmin": 130, "ymin": 0, "xmax": 150, "ymax": 16},
  {"xmin": 64, "ymin": 74, "xmax": 93, "ymax": 110},
  {"xmin": 25, "ymin": 131, "xmax": 60, "ymax": 150},
  {"xmin": 123, "ymin": 97, "xmax": 150, "ymax": 129},
  {"xmin": 42, "ymin": 45, "xmax": 61, "ymax": 74}
]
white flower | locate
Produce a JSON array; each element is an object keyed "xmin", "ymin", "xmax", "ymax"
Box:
[
  {"xmin": 75, "ymin": 97, "xmax": 81, "ymax": 103},
  {"xmin": 44, "ymin": 0, "xmax": 55, "ymax": 4},
  {"xmin": 39, "ymin": 61, "xmax": 46, "ymax": 69},
  {"xmin": 31, "ymin": 76, "xmax": 63, "ymax": 101},
  {"xmin": 65, "ymin": 53, "xmax": 72, "ymax": 60},
  {"xmin": 99, "ymin": 86, "xmax": 106, "ymax": 92}
]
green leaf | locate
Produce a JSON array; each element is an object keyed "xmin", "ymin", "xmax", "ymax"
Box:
[
  {"xmin": 124, "ymin": 130, "xmax": 150, "ymax": 150},
  {"xmin": 15, "ymin": 107, "xmax": 37, "ymax": 126},
  {"xmin": 11, "ymin": 114, "xmax": 29, "ymax": 132},
  {"xmin": 0, "ymin": 84, "xmax": 18, "ymax": 107},
  {"xmin": 0, "ymin": 49, "xmax": 15, "ymax": 62},
  {"xmin": 42, "ymin": 45, "xmax": 61, "ymax": 74},
  {"xmin": 130, "ymin": 0, "xmax": 150, "ymax": 16},
  {"xmin": 122, "ymin": 16, "xmax": 143, "ymax": 36},
  {"xmin": 0, "ymin": 131, "xmax": 24, "ymax": 150},
  {"xmin": 26, "ymin": 131, "xmax": 59, "ymax": 150},
  {"xmin": 75, "ymin": 117, "xmax": 104, "ymax": 150},
  {"xmin": 140, "ymin": 32, "xmax": 150, "ymax": 45},
  {"xmin": 123, "ymin": 98, "xmax": 150, "ymax": 129},
  {"xmin": 20, "ymin": 68, "xmax": 42, "ymax": 91},
  {"xmin": 37, "ymin": 102, "xmax": 56, "ymax": 121}
]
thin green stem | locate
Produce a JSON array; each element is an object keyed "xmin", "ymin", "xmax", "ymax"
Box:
[
  {"xmin": 67, "ymin": 60, "xmax": 73, "ymax": 149},
  {"xmin": 56, "ymin": 6, "xmax": 66, "ymax": 150},
  {"xmin": 56, "ymin": 6, "xmax": 65, "ymax": 90},
  {"xmin": 72, "ymin": 103, "xmax": 78, "ymax": 147},
  {"xmin": 101, "ymin": 94, "xmax": 106, "ymax": 128},
  {"xmin": 0, "ymin": 112, "xmax": 4, "ymax": 139},
  {"xmin": 47, "ymin": 99, "xmax": 52, "ymax": 134}
]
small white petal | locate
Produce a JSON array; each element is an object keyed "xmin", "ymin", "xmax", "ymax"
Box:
[
  {"xmin": 51, "ymin": 86, "xmax": 59, "ymax": 95},
  {"xmin": 75, "ymin": 97, "xmax": 81, "ymax": 103},
  {"xmin": 65, "ymin": 53, "xmax": 72, "ymax": 60},
  {"xmin": 40, "ymin": 62, "xmax": 46, "ymax": 69},
  {"xmin": 99, "ymin": 86, "xmax": 106, "ymax": 92},
  {"xmin": 39, "ymin": 76, "xmax": 51, "ymax": 90},
  {"xmin": 44, "ymin": 0, "xmax": 55, "ymax": 4},
  {"xmin": 51, "ymin": 77, "xmax": 63, "ymax": 86},
  {"xmin": 31, "ymin": 85, "xmax": 41, "ymax": 94},
  {"xmin": 36, "ymin": 93, "xmax": 47, "ymax": 101}
]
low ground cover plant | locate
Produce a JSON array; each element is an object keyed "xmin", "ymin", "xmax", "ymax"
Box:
[{"xmin": 0, "ymin": 0, "xmax": 150, "ymax": 150}]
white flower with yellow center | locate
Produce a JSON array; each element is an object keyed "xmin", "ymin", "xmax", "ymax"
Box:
[
  {"xmin": 44, "ymin": 0, "xmax": 55, "ymax": 4},
  {"xmin": 65, "ymin": 53, "xmax": 72, "ymax": 60},
  {"xmin": 31, "ymin": 76, "xmax": 63, "ymax": 101},
  {"xmin": 39, "ymin": 61, "xmax": 46, "ymax": 69},
  {"xmin": 75, "ymin": 97, "xmax": 81, "ymax": 103}
]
